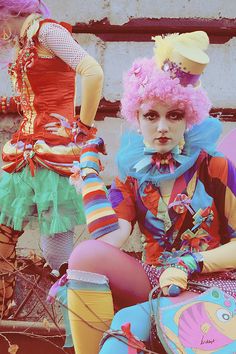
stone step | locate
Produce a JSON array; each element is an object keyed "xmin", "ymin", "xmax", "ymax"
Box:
[{"xmin": 0, "ymin": 320, "xmax": 74, "ymax": 354}]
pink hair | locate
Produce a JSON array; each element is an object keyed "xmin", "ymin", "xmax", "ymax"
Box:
[
  {"xmin": 120, "ymin": 58, "xmax": 212, "ymax": 128},
  {"xmin": 0, "ymin": 0, "xmax": 50, "ymax": 21}
]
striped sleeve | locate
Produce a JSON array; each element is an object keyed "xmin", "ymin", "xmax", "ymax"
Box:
[{"xmin": 82, "ymin": 174, "xmax": 119, "ymax": 239}]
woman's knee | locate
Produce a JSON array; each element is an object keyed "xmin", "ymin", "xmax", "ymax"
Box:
[
  {"xmin": 111, "ymin": 303, "xmax": 150, "ymax": 339},
  {"xmin": 68, "ymin": 239, "xmax": 111, "ymax": 270},
  {"xmin": 110, "ymin": 307, "xmax": 132, "ymax": 329},
  {"xmin": 100, "ymin": 306, "xmax": 149, "ymax": 354}
]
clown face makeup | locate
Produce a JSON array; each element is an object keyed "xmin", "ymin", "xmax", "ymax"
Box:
[{"xmin": 138, "ymin": 102, "xmax": 186, "ymax": 154}]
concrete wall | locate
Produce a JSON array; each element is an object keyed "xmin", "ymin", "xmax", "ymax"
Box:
[
  {"xmin": 46, "ymin": 0, "xmax": 236, "ymax": 108},
  {"xmin": 46, "ymin": 0, "xmax": 236, "ymax": 23},
  {"xmin": 0, "ymin": 0, "xmax": 235, "ymax": 255},
  {"xmin": 1, "ymin": 0, "xmax": 236, "ymax": 105}
]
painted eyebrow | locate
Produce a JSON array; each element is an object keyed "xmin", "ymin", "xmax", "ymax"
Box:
[
  {"xmin": 143, "ymin": 109, "xmax": 185, "ymax": 116},
  {"xmin": 167, "ymin": 109, "xmax": 185, "ymax": 114},
  {"xmin": 143, "ymin": 110, "xmax": 159, "ymax": 115}
]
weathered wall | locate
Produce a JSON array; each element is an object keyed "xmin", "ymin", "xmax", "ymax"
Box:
[
  {"xmin": 46, "ymin": 0, "xmax": 236, "ymax": 108},
  {"xmin": 46, "ymin": 0, "xmax": 236, "ymax": 23},
  {"xmin": 0, "ymin": 0, "xmax": 235, "ymax": 254}
]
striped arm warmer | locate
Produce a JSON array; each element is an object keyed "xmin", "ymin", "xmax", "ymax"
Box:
[
  {"xmin": 80, "ymin": 138, "xmax": 119, "ymax": 239},
  {"xmin": 82, "ymin": 173, "xmax": 119, "ymax": 239}
]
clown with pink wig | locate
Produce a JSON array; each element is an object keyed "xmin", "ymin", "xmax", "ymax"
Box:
[
  {"xmin": 53, "ymin": 32, "xmax": 236, "ymax": 353},
  {"xmin": 0, "ymin": 0, "xmax": 104, "ymax": 318}
]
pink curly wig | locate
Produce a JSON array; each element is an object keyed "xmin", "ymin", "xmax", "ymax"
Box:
[
  {"xmin": 0, "ymin": 0, "xmax": 50, "ymax": 21},
  {"xmin": 120, "ymin": 57, "xmax": 212, "ymax": 128}
]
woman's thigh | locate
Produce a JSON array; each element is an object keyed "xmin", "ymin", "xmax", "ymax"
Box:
[{"xmin": 69, "ymin": 239, "xmax": 152, "ymax": 308}]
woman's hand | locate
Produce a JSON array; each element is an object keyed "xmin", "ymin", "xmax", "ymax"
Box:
[
  {"xmin": 158, "ymin": 251, "xmax": 203, "ymax": 296},
  {"xmin": 45, "ymin": 113, "xmax": 97, "ymax": 143},
  {"xmin": 159, "ymin": 267, "xmax": 187, "ymax": 296},
  {"xmin": 44, "ymin": 113, "xmax": 72, "ymax": 138}
]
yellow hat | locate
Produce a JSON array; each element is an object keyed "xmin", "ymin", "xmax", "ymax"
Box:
[{"xmin": 152, "ymin": 31, "xmax": 209, "ymax": 86}]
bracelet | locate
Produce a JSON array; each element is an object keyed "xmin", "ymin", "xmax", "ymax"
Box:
[
  {"xmin": 72, "ymin": 117, "xmax": 97, "ymax": 143},
  {"xmin": 159, "ymin": 250, "xmax": 203, "ymax": 277},
  {"xmin": 1, "ymin": 96, "xmax": 7, "ymax": 113},
  {"xmin": 0, "ymin": 96, "xmax": 11, "ymax": 114},
  {"xmin": 180, "ymin": 254, "xmax": 200, "ymax": 274},
  {"xmin": 80, "ymin": 168, "xmax": 98, "ymax": 180},
  {"xmin": 161, "ymin": 263, "xmax": 189, "ymax": 275},
  {"xmin": 192, "ymin": 252, "xmax": 204, "ymax": 272}
]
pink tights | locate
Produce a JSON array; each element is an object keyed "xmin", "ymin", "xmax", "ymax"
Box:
[{"xmin": 68, "ymin": 239, "xmax": 152, "ymax": 309}]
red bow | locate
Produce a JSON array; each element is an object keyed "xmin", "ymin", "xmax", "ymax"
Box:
[
  {"xmin": 181, "ymin": 228, "xmax": 210, "ymax": 252},
  {"xmin": 121, "ymin": 323, "xmax": 146, "ymax": 354},
  {"xmin": 151, "ymin": 152, "xmax": 175, "ymax": 173}
]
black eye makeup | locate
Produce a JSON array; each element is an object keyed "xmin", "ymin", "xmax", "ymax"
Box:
[
  {"xmin": 166, "ymin": 110, "xmax": 185, "ymax": 121},
  {"xmin": 143, "ymin": 110, "xmax": 159, "ymax": 121}
]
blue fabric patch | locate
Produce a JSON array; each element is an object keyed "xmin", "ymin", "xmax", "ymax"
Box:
[{"xmin": 191, "ymin": 180, "xmax": 213, "ymax": 213}]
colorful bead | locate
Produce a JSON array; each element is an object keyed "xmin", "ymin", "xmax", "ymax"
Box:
[
  {"xmin": 168, "ymin": 284, "xmax": 181, "ymax": 296},
  {"xmin": 0, "ymin": 96, "xmax": 7, "ymax": 114}
]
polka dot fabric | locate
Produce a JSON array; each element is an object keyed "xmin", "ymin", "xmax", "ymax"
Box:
[{"xmin": 142, "ymin": 262, "xmax": 236, "ymax": 298}]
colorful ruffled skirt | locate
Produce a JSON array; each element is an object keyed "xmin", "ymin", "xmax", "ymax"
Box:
[{"xmin": 0, "ymin": 166, "xmax": 85, "ymax": 235}]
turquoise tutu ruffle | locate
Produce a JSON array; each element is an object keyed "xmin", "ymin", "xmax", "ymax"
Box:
[{"xmin": 0, "ymin": 166, "xmax": 85, "ymax": 234}]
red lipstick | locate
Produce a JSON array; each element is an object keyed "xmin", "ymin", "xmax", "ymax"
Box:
[{"xmin": 158, "ymin": 137, "xmax": 170, "ymax": 144}]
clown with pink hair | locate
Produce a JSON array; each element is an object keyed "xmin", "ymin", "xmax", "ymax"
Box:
[
  {"xmin": 0, "ymin": 0, "xmax": 104, "ymax": 318},
  {"xmin": 47, "ymin": 31, "xmax": 236, "ymax": 354},
  {"xmin": 0, "ymin": 0, "xmax": 49, "ymax": 17},
  {"xmin": 53, "ymin": 32, "xmax": 236, "ymax": 353}
]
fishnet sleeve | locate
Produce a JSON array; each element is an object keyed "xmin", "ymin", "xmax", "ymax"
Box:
[{"xmin": 38, "ymin": 22, "xmax": 88, "ymax": 70}]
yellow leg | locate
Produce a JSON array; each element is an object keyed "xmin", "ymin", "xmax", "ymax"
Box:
[{"xmin": 68, "ymin": 289, "xmax": 114, "ymax": 354}]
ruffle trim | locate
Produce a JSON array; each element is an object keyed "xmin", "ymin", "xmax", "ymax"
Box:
[
  {"xmin": 117, "ymin": 117, "xmax": 222, "ymax": 185},
  {"xmin": 0, "ymin": 167, "xmax": 85, "ymax": 234}
]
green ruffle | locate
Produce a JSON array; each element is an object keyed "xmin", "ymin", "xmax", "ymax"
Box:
[{"xmin": 0, "ymin": 167, "xmax": 85, "ymax": 235}]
